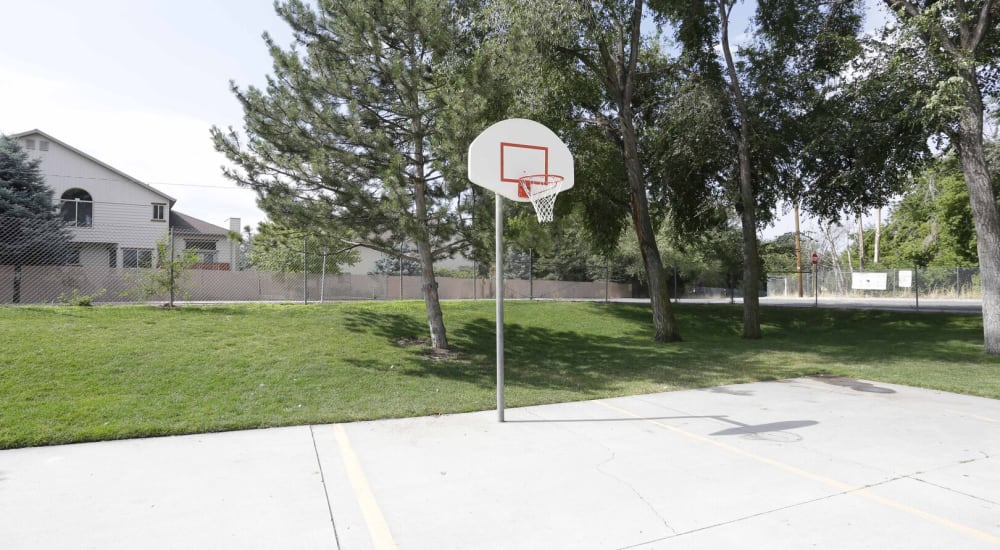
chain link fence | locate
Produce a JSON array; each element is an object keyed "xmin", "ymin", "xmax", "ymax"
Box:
[
  {"xmin": 2, "ymin": 208, "xmax": 983, "ymax": 305},
  {"xmin": 0, "ymin": 211, "xmax": 631, "ymax": 305},
  {"xmin": 766, "ymin": 267, "xmax": 982, "ymax": 299}
]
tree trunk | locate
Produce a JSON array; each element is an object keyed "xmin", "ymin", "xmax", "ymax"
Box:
[
  {"xmin": 621, "ymin": 97, "xmax": 681, "ymax": 343},
  {"xmin": 625, "ymin": 147, "xmax": 681, "ymax": 342},
  {"xmin": 413, "ymin": 122, "xmax": 449, "ymax": 351},
  {"xmin": 584, "ymin": 0, "xmax": 679, "ymax": 342},
  {"xmin": 956, "ymin": 69, "xmax": 1000, "ymax": 354},
  {"xmin": 718, "ymin": 0, "xmax": 761, "ymax": 339}
]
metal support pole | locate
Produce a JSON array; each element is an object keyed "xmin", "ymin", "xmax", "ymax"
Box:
[
  {"xmin": 528, "ymin": 248, "xmax": 533, "ymax": 300},
  {"xmin": 915, "ymin": 265, "xmax": 920, "ymax": 311},
  {"xmin": 320, "ymin": 249, "xmax": 327, "ymax": 303},
  {"xmin": 814, "ymin": 265, "xmax": 818, "ymax": 307},
  {"xmin": 169, "ymin": 228, "xmax": 175, "ymax": 307},
  {"xmin": 495, "ymin": 194, "xmax": 505, "ymax": 422},
  {"xmin": 605, "ymin": 257, "xmax": 610, "ymax": 304},
  {"xmin": 302, "ymin": 236, "xmax": 308, "ymax": 304}
]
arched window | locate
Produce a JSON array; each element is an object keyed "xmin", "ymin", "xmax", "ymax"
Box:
[{"xmin": 60, "ymin": 188, "xmax": 93, "ymax": 227}]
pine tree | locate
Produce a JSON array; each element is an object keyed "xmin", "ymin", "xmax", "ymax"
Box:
[
  {"xmin": 212, "ymin": 0, "xmax": 476, "ymax": 350},
  {"xmin": 0, "ymin": 135, "xmax": 73, "ymax": 303}
]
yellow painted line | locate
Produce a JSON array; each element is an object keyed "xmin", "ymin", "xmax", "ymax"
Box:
[
  {"xmin": 332, "ymin": 424, "xmax": 398, "ymax": 550},
  {"xmin": 946, "ymin": 409, "xmax": 1000, "ymax": 424},
  {"xmin": 596, "ymin": 400, "xmax": 1000, "ymax": 545}
]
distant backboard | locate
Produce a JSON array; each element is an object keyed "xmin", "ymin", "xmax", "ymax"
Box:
[{"xmin": 468, "ymin": 118, "xmax": 574, "ymax": 202}]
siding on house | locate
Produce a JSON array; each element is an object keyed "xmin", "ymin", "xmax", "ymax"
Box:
[{"xmin": 11, "ymin": 130, "xmax": 239, "ymax": 270}]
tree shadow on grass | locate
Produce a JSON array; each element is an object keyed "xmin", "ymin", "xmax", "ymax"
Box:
[
  {"xmin": 336, "ymin": 303, "xmax": 996, "ymax": 397},
  {"xmin": 340, "ymin": 308, "xmax": 428, "ymax": 343}
]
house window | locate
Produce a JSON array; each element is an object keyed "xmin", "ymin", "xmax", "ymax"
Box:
[
  {"xmin": 186, "ymin": 241, "xmax": 217, "ymax": 263},
  {"xmin": 39, "ymin": 140, "xmax": 49, "ymax": 151},
  {"xmin": 152, "ymin": 203, "xmax": 166, "ymax": 221},
  {"xmin": 60, "ymin": 188, "xmax": 94, "ymax": 227},
  {"xmin": 122, "ymin": 248, "xmax": 153, "ymax": 268},
  {"xmin": 24, "ymin": 139, "xmax": 35, "ymax": 150}
]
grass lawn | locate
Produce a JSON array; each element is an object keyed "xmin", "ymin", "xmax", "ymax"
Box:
[{"xmin": 1, "ymin": 300, "xmax": 997, "ymax": 449}]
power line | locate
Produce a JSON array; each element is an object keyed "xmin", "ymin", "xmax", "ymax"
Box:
[{"xmin": 40, "ymin": 171, "xmax": 255, "ymax": 191}]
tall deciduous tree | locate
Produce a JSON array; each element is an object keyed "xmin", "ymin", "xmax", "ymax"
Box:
[
  {"xmin": 213, "ymin": 0, "xmax": 473, "ymax": 350},
  {"xmin": 877, "ymin": 0, "xmax": 1000, "ymax": 353},
  {"xmin": 651, "ymin": 0, "xmax": 863, "ymax": 338},
  {"xmin": 0, "ymin": 135, "xmax": 73, "ymax": 303},
  {"xmin": 482, "ymin": 0, "xmax": 682, "ymax": 342}
]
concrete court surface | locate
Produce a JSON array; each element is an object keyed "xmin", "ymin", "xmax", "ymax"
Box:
[{"xmin": 1, "ymin": 377, "xmax": 998, "ymax": 549}]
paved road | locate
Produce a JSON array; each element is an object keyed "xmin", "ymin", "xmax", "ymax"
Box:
[{"xmin": 2, "ymin": 377, "xmax": 998, "ymax": 549}]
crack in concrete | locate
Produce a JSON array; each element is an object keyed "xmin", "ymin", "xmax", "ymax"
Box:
[
  {"xmin": 906, "ymin": 453, "xmax": 1000, "ymax": 507},
  {"xmin": 310, "ymin": 425, "xmax": 342, "ymax": 550},
  {"xmin": 522, "ymin": 407, "xmax": 679, "ymax": 539},
  {"xmin": 593, "ymin": 450, "xmax": 678, "ymax": 537},
  {"xmin": 614, "ymin": 490, "xmax": 854, "ymax": 550}
]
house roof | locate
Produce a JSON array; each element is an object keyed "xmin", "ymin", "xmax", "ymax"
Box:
[
  {"xmin": 10, "ymin": 129, "xmax": 177, "ymax": 205},
  {"xmin": 170, "ymin": 210, "xmax": 229, "ymax": 236}
]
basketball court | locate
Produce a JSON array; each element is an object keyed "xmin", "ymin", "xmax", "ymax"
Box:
[{"xmin": 3, "ymin": 376, "xmax": 998, "ymax": 549}]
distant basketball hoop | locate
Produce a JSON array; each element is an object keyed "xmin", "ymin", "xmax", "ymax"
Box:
[{"xmin": 518, "ymin": 174, "xmax": 564, "ymax": 223}]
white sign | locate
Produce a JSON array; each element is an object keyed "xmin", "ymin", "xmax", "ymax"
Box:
[
  {"xmin": 898, "ymin": 270, "xmax": 913, "ymax": 288},
  {"xmin": 851, "ymin": 272, "xmax": 888, "ymax": 290}
]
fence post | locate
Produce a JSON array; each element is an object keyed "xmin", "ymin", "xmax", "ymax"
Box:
[
  {"xmin": 956, "ymin": 266, "xmax": 961, "ymax": 297},
  {"xmin": 529, "ymin": 248, "xmax": 534, "ymax": 300},
  {"xmin": 604, "ymin": 257, "xmax": 610, "ymax": 304},
  {"xmin": 914, "ymin": 264, "xmax": 920, "ymax": 310},
  {"xmin": 320, "ymin": 248, "xmax": 327, "ymax": 303},
  {"xmin": 302, "ymin": 236, "xmax": 308, "ymax": 305},
  {"xmin": 169, "ymin": 227, "xmax": 175, "ymax": 307},
  {"xmin": 813, "ymin": 264, "xmax": 818, "ymax": 307}
]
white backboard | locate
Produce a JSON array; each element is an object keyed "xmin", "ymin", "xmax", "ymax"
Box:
[{"xmin": 468, "ymin": 118, "xmax": 574, "ymax": 202}]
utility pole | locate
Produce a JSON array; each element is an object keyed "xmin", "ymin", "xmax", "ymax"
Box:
[
  {"xmin": 794, "ymin": 202, "xmax": 803, "ymax": 297},
  {"xmin": 874, "ymin": 208, "xmax": 881, "ymax": 265},
  {"xmin": 857, "ymin": 212, "xmax": 865, "ymax": 271}
]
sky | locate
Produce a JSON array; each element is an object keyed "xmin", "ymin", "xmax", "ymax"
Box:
[
  {"xmin": 0, "ymin": 0, "xmax": 291, "ymax": 232},
  {"xmin": 1, "ymin": 0, "xmax": 892, "ymax": 239}
]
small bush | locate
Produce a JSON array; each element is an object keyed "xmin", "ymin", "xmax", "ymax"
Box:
[{"xmin": 58, "ymin": 288, "xmax": 106, "ymax": 306}]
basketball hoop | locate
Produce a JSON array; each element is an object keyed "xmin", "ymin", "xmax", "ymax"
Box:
[{"xmin": 518, "ymin": 174, "xmax": 564, "ymax": 223}]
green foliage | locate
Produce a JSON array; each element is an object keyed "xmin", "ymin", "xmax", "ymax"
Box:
[
  {"xmin": 212, "ymin": 0, "xmax": 485, "ymax": 347},
  {"xmin": 211, "ymin": 0, "xmax": 474, "ymax": 275},
  {"xmin": 371, "ymin": 244, "xmax": 422, "ymax": 276},
  {"xmin": 880, "ymin": 149, "xmax": 1000, "ymax": 267},
  {"xmin": 651, "ymin": 0, "xmax": 866, "ymax": 225},
  {"xmin": 245, "ymin": 221, "xmax": 359, "ymax": 274},
  {"xmin": 760, "ymin": 231, "xmax": 816, "ymax": 274},
  {"xmin": 58, "ymin": 288, "xmax": 106, "ymax": 307},
  {"xmin": 121, "ymin": 239, "xmax": 199, "ymax": 305},
  {"xmin": 0, "ymin": 135, "xmax": 74, "ymax": 267}
]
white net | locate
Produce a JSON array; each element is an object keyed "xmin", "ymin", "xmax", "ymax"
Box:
[{"xmin": 518, "ymin": 175, "xmax": 564, "ymax": 223}]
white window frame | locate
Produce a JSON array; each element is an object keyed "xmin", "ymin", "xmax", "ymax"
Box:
[{"xmin": 122, "ymin": 248, "xmax": 154, "ymax": 269}]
